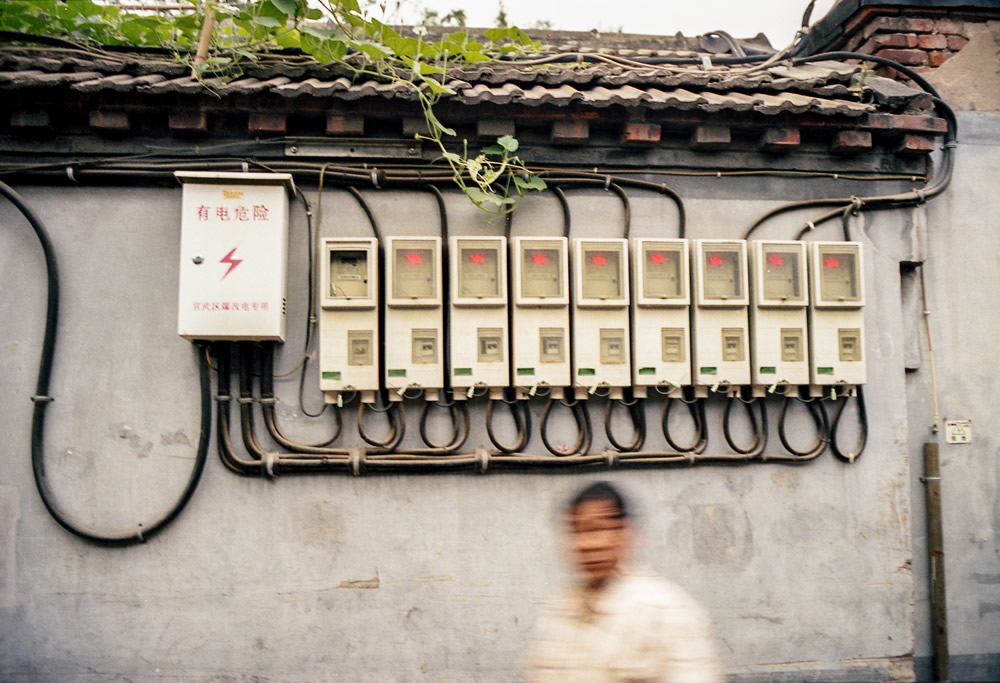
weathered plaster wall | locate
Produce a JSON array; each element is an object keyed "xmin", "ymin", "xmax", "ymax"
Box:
[{"xmin": 0, "ymin": 173, "xmax": 931, "ymax": 680}]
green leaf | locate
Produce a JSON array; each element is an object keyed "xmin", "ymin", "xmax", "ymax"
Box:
[
  {"xmin": 256, "ymin": 16, "xmax": 282, "ymax": 27},
  {"xmin": 466, "ymin": 187, "xmax": 503, "ymax": 207},
  {"xmin": 305, "ymin": 8, "xmax": 323, "ymax": 20},
  {"xmin": 514, "ymin": 175, "xmax": 547, "ymax": 191},
  {"xmin": 301, "ymin": 24, "xmax": 335, "ymax": 39},
  {"xmin": 420, "ymin": 76, "xmax": 454, "ymax": 95},
  {"xmin": 480, "ymin": 145, "xmax": 503, "ymax": 156},
  {"xmin": 441, "ymin": 151, "xmax": 461, "ymax": 163},
  {"xmin": 269, "ymin": 0, "xmax": 298, "ymax": 16},
  {"xmin": 274, "ymin": 28, "xmax": 301, "ymax": 49},
  {"xmin": 497, "ymin": 135, "xmax": 518, "ymax": 152}
]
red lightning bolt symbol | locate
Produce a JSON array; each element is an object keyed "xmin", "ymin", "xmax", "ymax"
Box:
[{"xmin": 220, "ymin": 247, "xmax": 243, "ymax": 280}]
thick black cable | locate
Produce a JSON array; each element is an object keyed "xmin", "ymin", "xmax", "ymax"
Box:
[
  {"xmin": 661, "ymin": 391, "xmax": 708, "ymax": 454},
  {"xmin": 417, "ymin": 399, "xmax": 470, "ymax": 451},
  {"xmin": 830, "ymin": 387, "xmax": 867, "ymax": 463},
  {"xmin": 357, "ymin": 392, "xmax": 405, "ymax": 450},
  {"xmin": 776, "ymin": 393, "xmax": 829, "ymax": 460},
  {"xmin": 486, "ymin": 395, "xmax": 531, "ymax": 454},
  {"xmin": 604, "ymin": 395, "xmax": 646, "ymax": 453},
  {"xmin": 722, "ymin": 391, "xmax": 768, "ymax": 458},
  {"xmin": 260, "ymin": 342, "xmax": 344, "ymax": 451},
  {"xmin": 1, "ymin": 179, "xmax": 210, "ymax": 543}
]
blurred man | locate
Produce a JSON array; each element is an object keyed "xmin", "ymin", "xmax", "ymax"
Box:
[{"xmin": 523, "ymin": 481, "xmax": 725, "ymax": 682}]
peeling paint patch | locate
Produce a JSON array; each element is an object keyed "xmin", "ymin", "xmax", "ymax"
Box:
[
  {"xmin": 112, "ymin": 423, "xmax": 153, "ymax": 458},
  {"xmin": 689, "ymin": 504, "xmax": 753, "ymax": 568},
  {"xmin": 0, "ymin": 485, "xmax": 21, "ymax": 608},
  {"xmin": 339, "ymin": 571, "xmax": 380, "ymax": 589},
  {"xmin": 770, "ymin": 469, "xmax": 800, "ymax": 491},
  {"xmin": 160, "ymin": 429, "xmax": 191, "ymax": 447}
]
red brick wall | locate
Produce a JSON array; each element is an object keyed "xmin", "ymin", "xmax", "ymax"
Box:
[{"xmin": 838, "ymin": 13, "xmax": 970, "ymax": 80}]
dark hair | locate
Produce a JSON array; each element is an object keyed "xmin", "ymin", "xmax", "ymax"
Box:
[{"xmin": 567, "ymin": 481, "xmax": 630, "ymax": 519}]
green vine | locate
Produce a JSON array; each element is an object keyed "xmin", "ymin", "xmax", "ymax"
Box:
[{"xmin": 0, "ymin": 0, "xmax": 547, "ymax": 212}]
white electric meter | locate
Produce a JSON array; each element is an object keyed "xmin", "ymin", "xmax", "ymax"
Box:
[
  {"xmin": 449, "ymin": 236, "xmax": 509, "ymax": 393},
  {"xmin": 691, "ymin": 239, "xmax": 750, "ymax": 391},
  {"xmin": 318, "ymin": 238, "xmax": 379, "ymax": 403},
  {"xmin": 631, "ymin": 239, "xmax": 690, "ymax": 396},
  {"xmin": 176, "ymin": 171, "xmax": 293, "ymax": 341},
  {"xmin": 749, "ymin": 240, "xmax": 809, "ymax": 393},
  {"xmin": 510, "ymin": 237, "xmax": 570, "ymax": 394},
  {"xmin": 572, "ymin": 239, "xmax": 631, "ymax": 398},
  {"xmin": 808, "ymin": 241, "xmax": 866, "ymax": 392},
  {"xmin": 384, "ymin": 236, "xmax": 443, "ymax": 397}
]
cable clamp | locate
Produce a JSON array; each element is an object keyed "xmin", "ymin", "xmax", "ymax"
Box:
[
  {"xmin": 258, "ymin": 397, "xmax": 277, "ymax": 405},
  {"xmin": 604, "ymin": 450, "xmax": 619, "ymax": 468},
  {"xmin": 477, "ymin": 448, "xmax": 490, "ymax": 473},
  {"xmin": 370, "ymin": 169, "xmax": 380, "ymax": 189},
  {"xmin": 701, "ymin": 55, "xmax": 713, "ymax": 70},
  {"xmin": 215, "ymin": 394, "xmax": 232, "ymax": 403},
  {"xmin": 241, "ymin": 161, "xmax": 249, "ymax": 173},
  {"xmin": 920, "ymin": 476, "xmax": 941, "ymax": 483},
  {"xmin": 686, "ymin": 452, "xmax": 697, "ymax": 465},
  {"xmin": 805, "ymin": 221, "xmax": 816, "ymax": 232},
  {"xmin": 944, "ymin": 140, "xmax": 957, "ymax": 149},
  {"xmin": 262, "ymin": 452, "xmax": 277, "ymax": 478},
  {"xmin": 136, "ymin": 524, "xmax": 144, "ymax": 543},
  {"xmin": 237, "ymin": 396, "xmax": 254, "ymax": 404},
  {"xmin": 833, "ymin": 173, "xmax": 839, "ymax": 180},
  {"xmin": 851, "ymin": 196, "xmax": 863, "ymax": 214},
  {"xmin": 350, "ymin": 448, "xmax": 363, "ymax": 476},
  {"xmin": 30, "ymin": 395, "xmax": 54, "ymax": 404},
  {"xmin": 65, "ymin": 166, "xmax": 77, "ymax": 183},
  {"xmin": 604, "ymin": 175, "xmax": 612, "ymax": 191},
  {"xmin": 915, "ymin": 189, "xmax": 926, "ymax": 204}
]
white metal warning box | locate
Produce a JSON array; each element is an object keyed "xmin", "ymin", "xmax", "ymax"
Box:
[{"xmin": 175, "ymin": 171, "xmax": 294, "ymax": 341}]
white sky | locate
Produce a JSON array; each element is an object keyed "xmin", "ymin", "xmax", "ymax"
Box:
[{"xmin": 375, "ymin": 0, "xmax": 839, "ymax": 49}]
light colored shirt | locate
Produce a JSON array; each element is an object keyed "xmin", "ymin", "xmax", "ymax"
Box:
[{"xmin": 523, "ymin": 567, "xmax": 725, "ymax": 682}]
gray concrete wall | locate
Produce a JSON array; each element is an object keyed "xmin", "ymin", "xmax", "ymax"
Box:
[{"xmin": 0, "ymin": 168, "xmax": 947, "ymax": 680}]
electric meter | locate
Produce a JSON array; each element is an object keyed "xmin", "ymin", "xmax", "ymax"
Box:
[
  {"xmin": 176, "ymin": 171, "xmax": 293, "ymax": 341},
  {"xmin": 749, "ymin": 240, "xmax": 809, "ymax": 393},
  {"xmin": 572, "ymin": 239, "xmax": 631, "ymax": 398},
  {"xmin": 510, "ymin": 237, "xmax": 570, "ymax": 394},
  {"xmin": 384, "ymin": 236, "xmax": 443, "ymax": 397},
  {"xmin": 691, "ymin": 239, "xmax": 750, "ymax": 391},
  {"xmin": 449, "ymin": 236, "xmax": 509, "ymax": 394},
  {"xmin": 808, "ymin": 241, "xmax": 865, "ymax": 392},
  {"xmin": 318, "ymin": 238, "xmax": 379, "ymax": 403},
  {"xmin": 631, "ymin": 239, "xmax": 690, "ymax": 396}
]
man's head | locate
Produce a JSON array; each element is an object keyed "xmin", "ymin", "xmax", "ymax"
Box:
[{"xmin": 565, "ymin": 481, "xmax": 633, "ymax": 589}]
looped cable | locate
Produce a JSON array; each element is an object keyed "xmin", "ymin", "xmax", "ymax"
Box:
[
  {"xmin": 541, "ymin": 390, "xmax": 592, "ymax": 456},
  {"xmin": 661, "ymin": 387, "xmax": 707, "ymax": 454},
  {"xmin": 722, "ymin": 389, "xmax": 767, "ymax": 458},
  {"xmin": 777, "ymin": 390, "xmax": 829, "ymax": 460},
  {"xmin": 486, "ymin": 394, "xmax": 531, "ymax": 454},
  {"xmin": 604, "ymin": 394, "xmax": 645, "ymax": 452},
  {"xmin": 830, "ymin": 386, "xmax": 867, "ymax": 463}
]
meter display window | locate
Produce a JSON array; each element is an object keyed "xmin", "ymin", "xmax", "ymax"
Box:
[
  {"xmin": 392, "ymin": 242, "xmax": 436, "ymax": 299},
  {"xmin": 328, "ymin": 249, "xmax": 370, "ymax": 299},
  {"xmin": 642, "ymin": 243, "xmax": 683, "ymax": 299},
  {"xmin": 581, "ymin": 244, "xmax": 624, "ymax": 300},
  {"xmin": 521, "ymin": 245, "xmax": 563, "ymax": 299},
  {"xmin": 761, "ymin": 246, "xmax": 802, "ymax": 302},
  {"xmin": 457, "ymin": 244, "xmax": 500, "ymax": 298},
  {"xmin": 819, "ymin": 247, "xmax": 860, "ymax": 302},
  {"xmin": 702, "ymin": 247, "xmax": 742, "ymax": 300}
]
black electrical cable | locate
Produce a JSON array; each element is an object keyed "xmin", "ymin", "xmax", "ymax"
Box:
[
  {"xmin": 776, "ymin": 391, "xmax": 829, "ymax": 460},
  {"xmin": 357, "ymin": 391, "xmax": 405, "ymax": 451},
  {"xmin": 543, "ymin": 174, "xmax": 685, "ymax": 238},
  {"xmin": 721, "ymin": 390, "xmax": 768, "ymax": 458},
  {"xmin": 829, "ymin": 386, "xmax": 867, "ymax": 463},
  {"xmin": 604, "ymin": 394, "xmax": 646, "ymax": 453},
  {"xmin": 486, "ymin": 394, "xmax": 531, "ymax": 454},
  {"xmin": 418, "ymin": 399, "xmax": 471, "ymax": 451},
  {"xmin": 540, "ymin": 389, "xmax": 592, "ymax": 457},
  {"xmin": 661, "ymin": 388, "xmax": 708, "ymax": 454},
  {"xmin": 0, "ymin": 178, "xmax": 210, "ymax": 545},
  {"xmin": 259, "ymin": 342, "xmax": 344, "ymax": 452}
]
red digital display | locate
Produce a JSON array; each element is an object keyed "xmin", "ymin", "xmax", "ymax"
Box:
[
  {"xmin": 649, "ymin": 252, "xmax": 666, "ymax": 264},
  {"xmin": 405, "ymin": 252, "xmax": 422, "ymax": 265},
  {"xmin": 591, "ymin": 255, "xmax": 607, "ymax": 266},
  {"xmin": 824, "ymin": 257, "xmax": 840, "ymax": 268},
  {"xmin": 767, "ymin": 255, "xmax": 784, "ymax": 266},
  {"xmin": 708, "ymin": 255, "xmax": 725, "ymax": 266},
  {"xmin": 469, "ymin": 252, "xmax": 485, "ymax": 264},
  {"xmin": 531, "ymin": 252, "xmax": 548, "ymax": 265}
]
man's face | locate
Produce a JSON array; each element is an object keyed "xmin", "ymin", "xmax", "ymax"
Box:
[{"xmin": 567, "ymin": 498, "xmax": 631, "ymax": 589}]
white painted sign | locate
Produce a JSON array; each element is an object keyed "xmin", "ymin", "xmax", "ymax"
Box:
[{"xmin": 945, "ymin": 419, "xmax": 972, "ymax": 444}]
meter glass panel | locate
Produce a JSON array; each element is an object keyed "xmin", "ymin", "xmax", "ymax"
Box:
[
  {"xmin": 392, "ymin": 241, "xmax": 436, "ymax": 299},
  {"xmin": 642, "ymin": 242, "xmax": 684, "ymax": 299},
  {"xmin": 328, "ymin": 248, "xmax": 370, "ymax": 299},
  {"xmin": 761, "ymin": 245, "xmax": 803, "ymax": 302},
  {"xmin": 581, "ymin": 243, "xmax": 624, "ymax": 300},
  {"xmin": 457, "ymin": 243, "xmax": 500, "ymax": 298},
  {"xmin": 520, "ymin": 243, "xmax": 563, "ymax": 299},
  {"xmin": 818, "ymin": 246, "xmax": 860, "ymax": 302},
  {"xmin": 702, "ymin": 245, "xmax": 743, "ymax": 300}
]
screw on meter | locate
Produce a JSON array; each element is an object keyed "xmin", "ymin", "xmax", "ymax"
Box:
[{"xmin": 392, "ymin": 242, "xmax": 437, "ymax": 300}]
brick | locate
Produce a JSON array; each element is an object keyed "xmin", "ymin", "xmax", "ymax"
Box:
[
  {"xmin": 901, "ymin": 17, "xmax": 935, "ymax": 33},
  {"xmin": 89, "ymin": 109, "xmax": 130, "ymax": 131},
  {"xmin": 831, "ymin": 130, "xmax": 872, "ymax": 154},
  {"xmin": 248, "ymin": 112, "xmax": 286, "ymax": 135},
  {"xmin": 875, "ymin": 48, "xmax": 929, "ymax": 66},
  {"xmin": 477, "ymin": 119, "xmax": 514, "ymax": 140},
  {"xmin": 863, "ymin": 113, "xmax": 948, "ymax": 134},
  {"xmin": 621, "ymin": 122, "xmax": 661, "ymax": 145},
  {"xmin": 895, "ymin": 135, "xmax": 937, "ymax": 155},
  {"xmin": 917, "ymin": 34, "xmax": 948, "ymax": 50},
  {"xmin": 551, "ymin": 120, "xmax": 589, "ymax": 144},
  {"xmin": 759, "ymin": 127, "xmax": 800, "ymax": 152},
  {"xmin": 690, "ymin": 125, "xmax": 730, "ymax": 150},
  {"xmin": 928, "ymin": 51, "xmax": 953, "ymax": 68},
  {"xmin": 326, "ymin": 114, "xmax": 364, "ymax": 136},
  {"xmin": 935, "ymin": 19, "xmax": 965, "ymax": 35},
  {"xmin": 947, "ymin": 35, "xmax": 969, "ymax": 51},
  {"xmin": 10, "ymin": 110, "xmax": 50, "ymax": 130},
  {"xmin": 168, "ymin": 110, "xmax": 207, "ymax": 132},
  {"xmin": 864, "ymin": 16, "xmax": 935, "ymax": 39}
]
